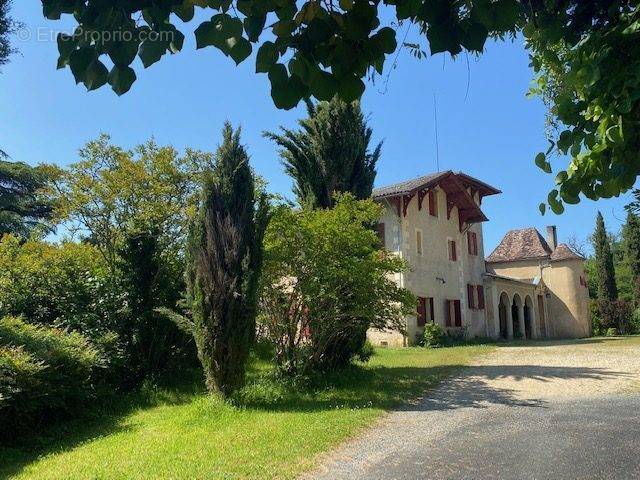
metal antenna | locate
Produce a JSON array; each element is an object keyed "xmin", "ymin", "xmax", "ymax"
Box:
[{"xmin": 433, "ymin": 93, "xmax": 440, "ymax": 172}]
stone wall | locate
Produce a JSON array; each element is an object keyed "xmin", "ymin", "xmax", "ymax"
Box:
[{"xmin": 368, "ymin": 187, "xmax": 489, "ymax": 346}]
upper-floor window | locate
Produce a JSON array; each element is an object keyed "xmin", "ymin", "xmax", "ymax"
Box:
[
  {"xmin": 376, "ymin": 223, "xmax": 385, "ymax": 247},
  {"xmin": 467, "ymin": 231, "xmax": 478, "ymax": 256},
  {"xmin": 428, "ymin": 190, "xmax": 438, "ymax": 217},
  {"xmin": 448, "ymin": 239, "xmax": 457, "ymax": 261},
  {"xmin": 415, "ymin": 229, "xmax": 423, "ymax": 256}
]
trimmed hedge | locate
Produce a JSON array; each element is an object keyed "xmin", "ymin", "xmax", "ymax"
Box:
[{"xmin": 0, "ymin": 316, "xmax": 104, "ymax": 440}]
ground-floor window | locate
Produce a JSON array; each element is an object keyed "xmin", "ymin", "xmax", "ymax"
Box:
[
  {"xmin": 445, "ymin": 299, "xmax": 462, "ymax": 327},
  {"xmin": 417, "ymin": 296, "xmax": 434, "ymax": 326}
]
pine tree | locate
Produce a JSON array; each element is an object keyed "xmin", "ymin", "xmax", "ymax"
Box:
[
  {"xmin": 0, "ymin": 158, "xmax": 53, "ymax": 238},
  {"xmin": 0, "ymin": 0, "xmax": 17, "ymax": 68},
  {"xmin": 593, "ymin": 211, "xmax": 618, "ymax": 301},
  {"xmin": 623, "ymin": 210, "xmax": 640, "ymax": 306},
  {"xmin": 264, "ymin": 97, "xmax": 380, "ymax": 209},
  {"xmin": 186, "ymin": 123, "xmax": 269, "ymax": 397}
]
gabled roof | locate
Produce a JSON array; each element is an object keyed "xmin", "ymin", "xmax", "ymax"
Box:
[
  {"xmin": 486, "ymin": 228, "xmax": 552, "ymax": 263},
  {"xmin": 487, "ymin": 228, "xmax": 585, "ymax": 263},
  {"xmin": 550, "ymin": 243, "xmax": 584, "ymax": 261},
  {"xmin": 372, "ymin": 172, "xmax": 448, "ymax": 199},
  {"xmin": 372, "ymin": 171, "xmax": 499, "ymax": 229},
  {"xmin": 372, "ymin": 170, "xmax": 500, "ymax": 200}
]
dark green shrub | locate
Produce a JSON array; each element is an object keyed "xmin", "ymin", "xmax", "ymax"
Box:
[
  {"xmin": 0, "ymin": 235, "xmax": 122, "ymax": 339},
  {"xmin": 0, "ymin": 316, "xmax": 104, "ymax": 439},
  {"xmin": 419, "ymin": 323, "xmax": 445, "ymax": 348},
  {"xmin": 357, "ymin": 340, "xmax": 376, "ymax": 362},
  {"xmin": 595, "ymin": 299, "xmax": 633, "ymax": 335},
  {"xmin": 630, "ymin": 309, "xmax": 640, "ymax": 335},
  {"xmin": 590, "ymin": 299, "xmax": 603, "ymax": 336},
  {"xmin": 117, "ymin": 229, "xmax": 195, "ymax": 382},
  {"xmin": 605, "ymin": 327, "xmax": 618, "ymax": 337},
  {"xmin": 444, "ymin": 326, "xmax": 467, "ymax": 343}
]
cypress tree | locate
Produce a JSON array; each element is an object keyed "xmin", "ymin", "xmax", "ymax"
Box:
[
  {"xmin": 623, "ymin": 210, "xmax": 640, "ymax": 306},
  {"xmin": 186, "ymin": 123, "xmax": 268, "ymax": 397},
  {"xmin": 264, "ymin": 96, "xmax": 380, "ymax": 209},
  {"xmin": 593, "ymin": 211, "xmax": 618, "ymax": 301}
]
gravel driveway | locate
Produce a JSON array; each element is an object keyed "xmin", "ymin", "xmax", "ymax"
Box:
[{"xmin": 304, "ymin": 338, "xmax": 640, "ymax": 480}]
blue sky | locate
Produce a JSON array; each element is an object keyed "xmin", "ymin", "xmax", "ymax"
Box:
[{"xmin": 1, "ymin": 3, "xmax": 634, "ymax": 253}]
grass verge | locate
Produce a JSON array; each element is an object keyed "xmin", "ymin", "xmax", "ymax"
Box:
[{"xmin": 1, "ymin": 345, "xmax": 492, "ymax": 480}]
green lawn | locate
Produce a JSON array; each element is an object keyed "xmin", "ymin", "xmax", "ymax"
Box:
[{"xmin": 1, "ymin": 345, "xmax": 492, "ymax": 480}]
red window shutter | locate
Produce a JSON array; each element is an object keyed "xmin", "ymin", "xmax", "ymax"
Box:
[
  {"xmin": 429, "ymin": 298, "xmax": 435, "ymax": 324},
  {"xmin": 449, "ymin": 240, "xmax": 457, "ymax": 261},
  {"xmin": 468, "ymin": 232, "xmax": 478, "ymax": 255},
  {"xmin": 454, "ymin": 300, "xmax": 462, "ymax": 327},
  {"xmin": 376, "ymin": 223, "xmax": 385, "ymax": 246},
  {"xmin": 417, "ymin": 297, "xmax": 427, "ymax": 326},
  {"xmin": 467, "ymin": 284, "xmax": 475, "ymax": 309},
  {"xmin": 445, "ymin": 300, "xmax": 452, "ymax": 327},
  {"xmin": 477, "ymin": 285, "xmax": 485, "ymax": 310},
  {"xmin": 428, "ymin": 190, "xmax": 437, "ymax": 216}
]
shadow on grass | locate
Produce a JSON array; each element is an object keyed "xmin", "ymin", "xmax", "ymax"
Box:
[
  {"xmin": 235, "ymin": 362, "xmax": 630, "ymax": 413},
  {"xmin": 234, "ymin": 364, "xmax": 466, "ymax": 413},
  {"xmin": 2, "ymin": 347, "xmax": 631, "ymax": 478},
  {"xmin": 0, "ymin": 373, "xmax": 204, "ymax": 479}
]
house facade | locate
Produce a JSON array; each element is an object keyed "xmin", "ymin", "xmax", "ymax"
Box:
[{"xmin": 367, "ymin": 171, "xmax": 590, "ymax": 347}]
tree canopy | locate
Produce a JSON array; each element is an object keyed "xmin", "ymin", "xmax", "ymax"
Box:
[
  {"xmin": 265, "ymin": 97, "xmax": 380, "ymax": 208},
  {"xmin": 627, "ymin": 190, "xmax": 640, "ymax": 215},
  {"xmin": 529, "ymin": 4, "xmax": 640, "ymax": 213},
  {"xmin": 0, "ymin": 0, "xmax": 16, "ymax": 69},
  {"xmin": 622, "ymin": 210, "xmax": 640, "ymax": 306},
  {"xmin": 261, "ymin": 194, "xmax": 413, "ymax": 374},
  {"xmin": 49, "ymin": 135, "xmax": 213, "ymax": 270},
  {"xmin": 0, "ymin": 159, "xmax": 53, "ymax": 238},
  {"xmin": 592, "ymin": 211, "xmax": 618, "ymax": 301},
  {"xmin": 38, "ymin": 1, "xmax": 640, "ymax": 209}
]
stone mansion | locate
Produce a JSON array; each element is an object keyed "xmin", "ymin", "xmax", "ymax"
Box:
[{"xmin": 368, "ymin": 171, "xmax": 591, "ymax": 347}]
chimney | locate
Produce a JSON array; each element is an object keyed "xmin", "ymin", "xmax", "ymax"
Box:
[{"xmin": 546, "ymin": 225, "xmax": 557, "ymax": 251}]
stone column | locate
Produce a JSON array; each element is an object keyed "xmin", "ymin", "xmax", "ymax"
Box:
[
  {"xmin": 518, "ymin": 303, "xmax": 526, "ymax": 339},
  {"xmin": 491, "ymin": 287, "xmax": 500, "ymax": 339},
  {"xmin": 506, "ymin": 303, "xmax": 514, "ymax": 340},
  {"xmin": 530, "ymin": 305, "xmax": 538, "ymax": 339}
]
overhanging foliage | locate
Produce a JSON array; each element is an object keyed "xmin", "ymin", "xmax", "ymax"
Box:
[{"xmin": 38, "ymin": 1, "xmax": 640, "ymax": 206}]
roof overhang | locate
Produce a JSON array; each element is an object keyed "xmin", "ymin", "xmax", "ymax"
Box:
[
  {"xmin": 373, "ymin": 172, "xmax": 449, "ymax": 200},
  {"xmin": 373, "ymin": 171, "xmax": 493, "ymax": 231}
]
